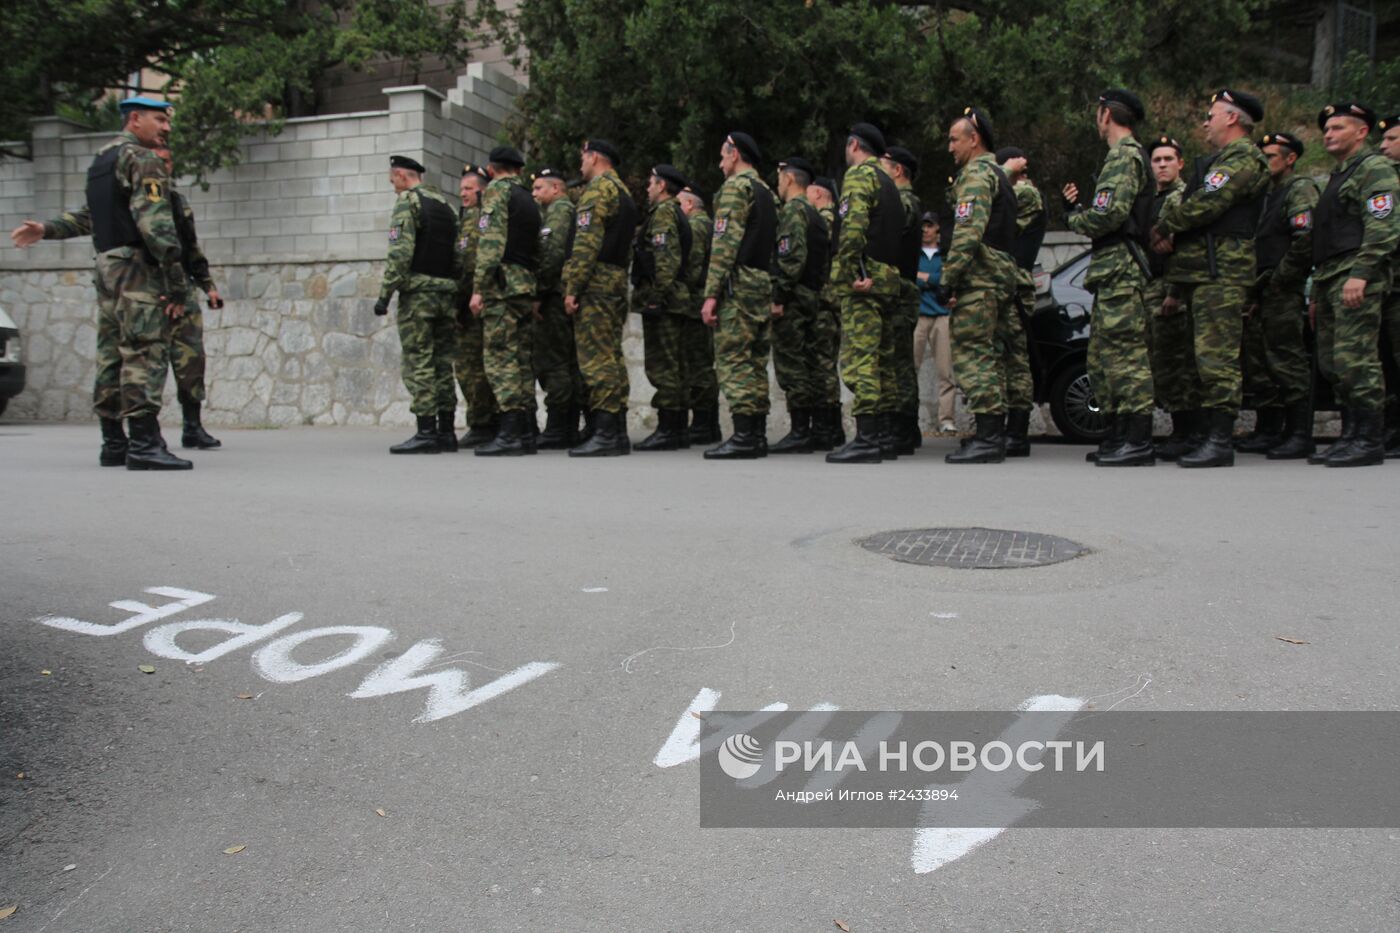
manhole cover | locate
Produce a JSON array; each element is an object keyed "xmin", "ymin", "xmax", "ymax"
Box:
[{"xmin": 858, "ymin": 527, "xmax": 1089, "ymax": 569}]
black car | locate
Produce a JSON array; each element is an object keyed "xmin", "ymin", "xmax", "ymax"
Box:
[
  {"xmin": 1027, "ymin": 250, "xmax": 1104, "ymax": 443},
  {"xmin": 0, "ymin": 306, "xmax": 24, "ymax": 417}
]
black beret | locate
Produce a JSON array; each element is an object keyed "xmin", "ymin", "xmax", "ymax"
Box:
[
  {"xmin": 1317, "ymin": 101, "xmax": 1376, "ymax": 131},
  {"xmin": 1259, "ymin": 132, "xmax": 1304, "ymax": 157},
  {"xmin": 1380, "ymin": 114, "xmax": 1400, "ymax": 132},
  {"xmin": 461, "ymin": 162, "xmax": 489, "ymax": 180},
  {"xmin": 488, "ymin": 145, "xmax": 525, "ymax": 167},
  {"xmin": 1211, "ymin": 88, "xmax": 1264, "ymax": 122},
  {"xmin": 1148, "ymin": 135, "xmax": 1183, "ymax": 158},
  {"xmin": 959, "ymin": 106, "xmax": 995, "ymax": 150},
  {"xmin": 583, "ymin": 138, "xmax": 622, "ymax": 166},
  {"xmin": 994, "ymin": 146, "xmax": 1025, "ymax": 165},
  {"xmin": 811, "ymin": 176, "xmax": 838, "ymax": 199},
  {"xmin": 882, "ymin": 146, "xmax": 919, "ymax": 178},
  {"xmin": 681, "ymin": 185, "xmax": 705, "ymax": 201},
  {"xmin": 532, "ymin": 166, "xmax": 566, "ymax": 182},
  {"xmin": 390, "ymin": 155, "xmax": 426, "ymax": 174},
  {"xmin": 848, "ymin": 122, "xmax": 886, "ymax": 154},
  {"xmin": 777, "ymin": 156, "xmax": 815, "ymax": 178},
  {"xmin": 651, "ymin": 163, "xmax": 688, "ymax": 190},
  {"xmin": 1098, "ymin": 89, "xmax": 1146, "ymax": 122},
  {"xmin": 921, "ymin": 210, "xmax": 939, "ymax": 225},
  {"xmin": 726, "ymin": 131, "xmax": 762, "ymax": 165}
]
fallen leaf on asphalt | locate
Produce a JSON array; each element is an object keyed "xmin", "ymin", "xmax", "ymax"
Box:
[
  {"xmin": 138, "ymin": 665, "xmax": 156, "ymax": 674},
  {"xmin": 1274, "ymin": 636, "xmax": 1309, "ymax": 646},
  {"xmin": 375, "ymin": 808, "xmax": 386, "ymax": 818},
  {"xmin": 40, "ymin": 670, "xmax": 50, "ymax": 676},
  {"xmin": 62, "ymin": 864, "xmax": 76, "ymax": 872},
  {"xmin": 15, "ymin": 773, "xmax": 24, "ymax": 780},
  {"xmin": 690, "ymin": 711, "xmax": 706, "ymax": 720},
  {"xmin": 223, "ymin": 845, "xmax": 246, "ymax": 855},
  {"xmin": 834, "ymin": 921, "xmax": 851, "ymax": 932},
  {"xmin": 235, "ymin": 693, "xmax": 254, "ymax": 700},
  {"xmin": 0, "ymin": 904, "xmax": 16, "ymax": 920}
]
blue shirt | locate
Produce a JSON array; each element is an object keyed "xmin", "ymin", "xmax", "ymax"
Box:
[{"xmin": 918, "ymin": 247, "xmax": 948, "ymax": 316}]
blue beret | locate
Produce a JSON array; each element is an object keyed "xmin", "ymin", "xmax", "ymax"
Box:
[{"xmin": 119, "ymin": 96, "xmax": 171, "ymax": 115}]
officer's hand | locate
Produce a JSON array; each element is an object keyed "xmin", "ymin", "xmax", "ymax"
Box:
[
  {"xmin": 207, "ymin": 288, "xmax": 224, "ymax": 310},
  {"xmin": 1308, "ymin": 300, "xmax": 1317, "ymax": 328},
  {"xmin": 853, "ymin": 277, "xmax": 873, "ymax": 294},
  {"xmin": 1150, "ymin": 230, "xmax": 1173, "ymax": 254},
  {"xmin": 374, "ymin": 297, "xmax": 390, "ymax": 316},
  {"xmin": 1342, "ymin": 277, "xmax": 1367, "ymax": 309},
  {"xmin": 771, "ymin": 303, "xmax": 784, "ymax": 319},
  {"xmin": 700, "ymin": 297, "xmax": 718, "ymax": 327},
  {"xmin": 1245, "ymin": 302, "xmax": 1259, "ymax": 319},
  {"xmin": 1061, "ymin": 183, "xmax": 1079, "ymax": 212},
  {"xmin": 1160, "ymin": 296, "xmax": 1180, "ymax": 317},
  {"xmin": 161, "ymin": 298, "xmax": 185, "ymax": 320},
  {"xmin": 10, "ymin": 220, "xmax": 44, "ymax": 248},
  {"xmin": 564, "ymin": 295, "xmax": 579, "ymax": 316},
  {"xmin": 1004, "ymin": 156, "xmax": 1028, "ymax": 177},
  {"xmin": 470, "ymin": 293, "xmax": 485, "ymax": 316},
  {"xmin": 917, "ymin": 271, "xmax": 929, "ymax": 284}
]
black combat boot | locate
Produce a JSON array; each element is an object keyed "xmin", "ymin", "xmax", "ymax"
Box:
[
  {"xmin": 459, "ymin": 414, "xmax": 499, "ymax": 449},
  {"xmin": 1178, "ymin": 409, "xmax": 1236, "ymax": 468},
  {"xmin": 1309, "ymin": 408, "xmax": 1351, "ymax": 464},
  {"xmin": 874, "ymin": 412, "xmax": 899, "ymax": 461},
  {"xmin": 829, "ymin": 405, "xmax": 847, "ymax": 447},
  {"xmin": 1086, "ymin": 414, "xmax": 1120, "ymax": 463},
  {"xmin": 808, "ymin": 406, "xmax": 836, "ymax": 452},
  {"xmin": 1097, "ymin": 413, "xmax": 1156, "ymax": 466},
  {"xmin": 1267, "ymin": 400, "xmax": 1315, "ymax": 460},
  {"xmin": 1234, "ymin": 407, "xmax": 1285, "ymax": 454},
  {"xmin": 126, "ymin": 414, "xmax": 193, "ymax": 471},
  {"xmin": 908, "ymin": 410, "xmax": 924, "ymax": 448},
  {"xmin": 391, "ymin": 415, "xmax": 443, "ymax": 454},
  {"xmin": 703, "ymin": 413, "xmax": 767, "ymax": 460},
  {"xmin": 180, "ymin": 400, "xmax": 221, "ymax": 449},
  {"xmin": 437, "ymin": 411, "xmax": 458, "ymax": 452},
  {"xmin": 1004, "ymin": 408, "xmax": 1031, "ymax": 458},
  {"xmin": 636, "ymin": 409, "xmax": 686, "ymax": 451},
  {"xmin": 99, "ymin": 417, "xmax": 128, "ymax": 467},
  {"xmin": 1326, "ymin": 407, "xmax": 1385, "ymax": 467},
  {"xmin": 474, "ymin": 411, "xmax": 529, "ymax": 457},
  {"xmin": 770, "ymin": 407, "xmax": 814, "ymax": 454},
  {"xmin": 825, "ymin": 414, "xmax": 883, "ymax": 463},
  {"xmin": 569, "ymin": 410, "xmax": 629, "ymax": 457},
  {"xmin": 945, "ymin": 413, "xmax": 1006, "ymax": 464},
  {"xmin": 894, "ymin": 412, "xmax": 916, "ymax": 456},
  {"xmin": 689, "ymin": 408, "xmax": 722, "ymax": 445},
  {"xmin": 1155, "ymin": 409, "xmax": 1196, "ymax": 461},
  {"xmin": 536, "ymin": 407, "xmax": 576, "ymax": 449},
  {"xmin": 1384, "ymin": 402, "xmax": 1400, "ymax": 459}
]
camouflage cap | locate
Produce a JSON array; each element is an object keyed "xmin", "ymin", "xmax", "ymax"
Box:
[
  {"xmin": 1259, "ymin": 132, "xmax": 1304, "ymax": 157},
  {"xmin": 1317, "ymin": 101, "xmax": 1376, "ymax": 131}
]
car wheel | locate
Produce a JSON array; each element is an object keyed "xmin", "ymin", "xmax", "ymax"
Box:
[{"xmin": 1048, "ymin": 362, "xmax": 1109, "ymax": 444}]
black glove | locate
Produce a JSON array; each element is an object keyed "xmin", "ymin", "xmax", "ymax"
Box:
[
  {"xmin": 1061, "ymin": 192, "xmax": 1080, "ymax": 214},
  {"xmin": 374, "ymin": 297, "xmax": 390, "ymax": 317},
  {"xmin": 207, "ymin": 294, "xmax": 224, "ymax": 310}
]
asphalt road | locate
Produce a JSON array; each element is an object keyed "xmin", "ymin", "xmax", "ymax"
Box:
[{"xmin": 2, "ymin": 423, "xmax": 1398, "ymax": 932}]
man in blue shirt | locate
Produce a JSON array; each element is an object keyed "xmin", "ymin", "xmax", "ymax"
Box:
[{"xmin": 915, "ymin": 212, "xmax": 956, "ymax": 431}]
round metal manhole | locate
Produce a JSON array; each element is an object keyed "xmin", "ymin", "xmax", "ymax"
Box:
[{"xmin": 858, "ymin": 527, "xmax": 1089, "ymax": 570}]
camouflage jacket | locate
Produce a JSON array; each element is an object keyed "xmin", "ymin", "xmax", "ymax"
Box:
[
  {"xmin": 1314, "ymin": 146, "xmax": 1400, "ymax": 286},
  {"xmin": 475, "ymin": 174, "xmax": 537, "ymax": 300},
  {"xmin": 1155, "ymin": 135, "xmax": 1270, "ymax": 287},
  {"xmin": 772, "ymin": 193, "xmax": 814, "ymax": 305},
  {"xmin": 684, "ymin": 210, "xmax": 712, "ymax": 317},
  {"xmin": 703, "ymin": 167, "xmax": 775, "ymax": 299},
  {"xmin": 896, "ymin": 183, "xmax": 922, "ymax": 288},
  {"xmin": 457, "ymin": 205, "xmax": 481, "ymax": 298},
  {"xmin": 381, "ymin": 183, "xmax": 459, "ymax": 299},
  {"xmin": 634, "ymin": 197, "xmax": 689, "ymax": 311},
  {"xmin": 562, "ymin": 168, "xmax": 631, "ymax": 297},
  {"xmin": 170, "ymin": 189, "xmax": 214, "ymax": 293},
  {"xmin": 943, "ymin": 152, "xmax": 1018, "ymax": 292},
  {"xmin": 1066, "ymin": 135, "xmax": 1149, "ymax": 291},
  {"xmin": 830, "ymin": 157, "xmax": 902, "ymax": 297},
  {"xmin": 1262, "ymin": 173, "xmax": 1320, "ymax": 295},
  {"xmin": 1013, "ymin": 180, "xmax": 1043, "ymax": 234},
  {"xmin": 536, "ymin": 197, "xmax": 576, "ymax": 297}
]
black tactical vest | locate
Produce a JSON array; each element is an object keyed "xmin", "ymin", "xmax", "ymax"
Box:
[
  {"xmin": 1312, "ymin": 153, "xmax": 1384, "ymax": 267},
  {"xmin": 86, "ymin": 145, "xmax": 144, "ymax": 253},
  {"xmin": 981, "ymin": 165, "xmax": 1018, "ymax": 255},
  {"xmin": 1012, "ymin": 199, "xmax": 1048, "ymax": 273},
  {"xmin": 897, "ymin": 190, "xmax": 922, "ymax": 281},
  {"xmin": 501, "ymin": 183, "xmax": 541, "ymax": 269},
  {"xmin": 631, "ymin": 200, "xmax": 692, "ymax": 287},
  {"xmin": 1176, "ymin": 151, "xmax": 1262, "ymax": 247},
  {"xmin": 736, "ymin": 178, "xmax": 778, "ymax": 270},
  {"xmin": 410, "ymin": 191, "xmax": 458, "ymax": 278},
  {"xmin": 1254, "ymin": 176, "xmax": 1309, "ymax": 273},
  {"xmin": 171, "ymin": 191, "xmax": 197, "ymax": 268},
  {"xmin": 1089, "ymin": 148, "xmax": 1155, "ymax": 260},
  {"xmin": 838, "ymin": 167, "xmax": 903, "ymax": 268},
  {"xmin": 799, "ymin": 200, "xmax": 831, "ymax": 291},
  {"xmin": 597, "ymin": 175, "xmax": 639, "ymax": 267},
  {"xmin": 1148, "ymin": 188, "xmax": 1173, "ymax": 279}
]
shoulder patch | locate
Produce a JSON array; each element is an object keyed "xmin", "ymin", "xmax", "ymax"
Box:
[
  {"xmin": 955, "ymin": 200, "xmax": 974, "ymax": 223},
  {"xmin": 144, "ymin": 179, "xmax": 164, "ymax": 203},
  {"xmin": 1290, "ymin": 210, "xmax": 1312, "ymax": 231},
  {"xmin": 1092, "ymin": 189, "xmax": 1114, "ymax": 213},
  {"xmin": 389, "ymin": 225, "xmax": 402, "ymax": 243},
  {"xmin": 1367, "ymin": 193, "xmax": 1394, "ymax": 219},
  {"xmin": 1203, "ymin": 170, "xmax": 1231, "ymax": 192},
  {"xmin": 577, "ymin": 210, "xmax": 592, "ymax": 229},
  {"xmin": 478, "ymin": 213, "xmax": 490, "ymax": 232},
  {"xmin": 540, "ymin": 226, "xmax": 552, "ymax": 238},
  {"xmin": 838, "ymin": 198, "xmax": 851, "ymax": 218},
  {"xmin": 457, "ymin": 235, "xmax": 469, "ymax": 252},
  {"xmin": 714, "ymin": 216, "xmax": 728, "ymax": 235},
  {"xmin": 652, "ymin": 232, "xmax": 667, "ymax": 247},
  {"xmin": 777, "ymin": 235, "xmax": 792, "ymax": 256}
]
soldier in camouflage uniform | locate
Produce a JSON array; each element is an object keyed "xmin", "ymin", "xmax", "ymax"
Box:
[
  {"xmin": 995, "ymin": 146, "xmax": 1046, "ymax": 456},
  {"xmin": 376, "ymin": 155, "xmax": 461, "ymax": 455},
  {"xmin": 678, "ymin": 187, "xmax": 722, "ymax": 444},
  {"xmin": 1238, "ymin": 132, "xmax": 1319, "ymax": 459},
  {"xmin": 1154, "ymin": 89, "xmax": 1271, "ymax": 467},
  {"xmin": 633, "ymin": 164, "xmax": 694, "ymax": 451},
  {"xmin": 805, "ymin": 177, "xmax": 845, "ymax": 449},
  {"xmin": 1063, "ymin": 90, "xmax": 1156, "ymax": 466},
  {"xmin": 825, "ymin": 124, "xmax": 905, "ymax": 464},
  {"xmin": 563, "ymin": 139, "xmax": 638, "ymax": 457},
  {"xmin": 768, "ymin": 156, "xmax": 829, "ymax": 454},
  {"xmin": 10, "ymin": 98, "xmax": 192, "ymax": 469},
  {"xmin": 1306, "ymin": 102, "xmax": 1400, "ymax": 466},
  {"xmin": 940, "ymin": 107, "xmax": 1026, "ymax": 464},
  {"xmin": 454, "ymin": 165, "xmax": 499, "ymax": 448},
  {"xmin": 699, "ymin": 132, "xmax": 778, "ymax": 460},
  {"xmin": 531, "ymin": 167, "xmax": 584, "ymax": 448},
  {"xmin": 879, "ymin": 146, "xmax": 924, "ymax": 455},
  {"xmin": 1376, "ymin": 114, "xmax": 1400, "ymax": 457},
  {"xmin": 469, "ymin": 146, "xmax": 541, "ymax": 456}
]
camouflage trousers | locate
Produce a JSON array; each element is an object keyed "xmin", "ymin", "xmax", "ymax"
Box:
[
  {"xmin": 93, "ymin": 289, "xmax": 122, "ymax": 419},
  {"xmin": 815, "ymin": 295, "xmax": 842, "ymax": 406},
  {"xmin": 892, "ymin": 283, "xmax": 920, "ymax": 415},
  {"xmin": 397, "ymin": 289, "xmax": 458, "ymax": 417},
  {"xmin": 771, "ymin": 285, "xmax": 823, "ymax": 408},
  {"xmin": 575, "ymin": 272, "xmax": 631, "ymax": 413},
  {"xmin": 453, "ymin": 308, "xmax": 498, "ymax": 426},
  {"xmin": 1087, "ymin": 283, "xmax": 1154, "ymax": 415},
  {"xmin": 838, "ymin": 292, "xmax": 896, "ymax": 416},
  {"xmin": 1315, "ymin": 275, "xmax": 1385, "ymax": 410},
  {"xmin": 949, "ymin": 284, "xmax": 1031, "ymax": 415},
  {"xmin": 171, "ymin": 299, "xmax": 207, "ymax": 405},
  {"xmin": 94, "ymin": 248, "xmax": 173, "ymax": 419},
  {"xmin": 533, "ymin": 292, "xmax": 584, "ymax": 412},
  {"xmin": 1176, "ymin": 283, "xmax": 1245, "ymax": 413},
  {"xmin": 680, "ymin": 314, "xmax": 719, "ymax": 411},
  {"xmin": 482, "ymin": 294, "xmax": 537, "ymax": 412},
  {"xmin": 642, "ymin": 310, "xmax": 688, "ymax": 411},
  {"xmin": 713, "ymin": 272, "xmax": 772, "ymax": 417},
  {"xmin": 1241, "ymin": 285, "xmax": 1311, "ymax": 409},
  {"xmin": 1145, "ymin": 284, "xmax": 1202, "ymax": 412}
]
